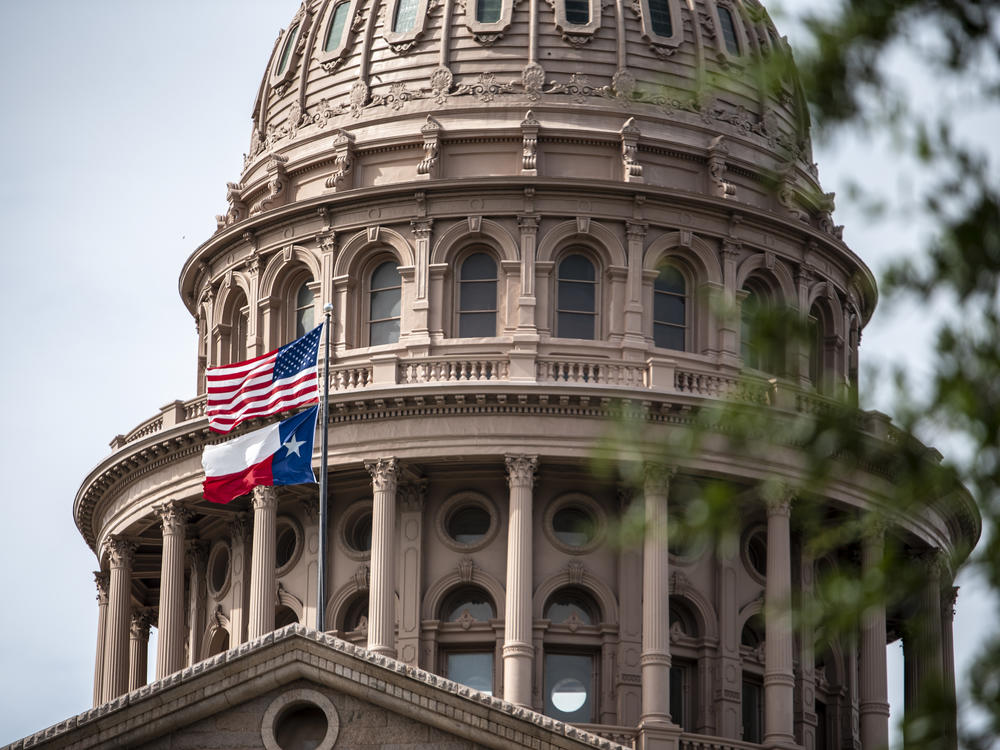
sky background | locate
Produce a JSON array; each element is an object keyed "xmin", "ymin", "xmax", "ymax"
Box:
[{"xmin": 0, "ymin": 1, "xmax": 995, "ymax": 746}]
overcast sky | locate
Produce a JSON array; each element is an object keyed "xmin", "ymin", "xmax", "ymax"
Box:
[{"xmin": 0, "ymin": 2, "xmax": 995, "ymax": 747}]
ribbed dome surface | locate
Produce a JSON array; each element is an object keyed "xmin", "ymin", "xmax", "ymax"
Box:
[{"xmin": 245, "ymin": 0, "xmax": 809, "ymax": 174}]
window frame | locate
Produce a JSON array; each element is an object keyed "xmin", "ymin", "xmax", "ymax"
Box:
[
  {"xmin": 554, "ymin": 250, "xmax": 601, "ymax": 342},
  {"xmin": 435, "ymin": 585, "xmax": 501, "ymax": 696},
  {"xmin": 551, "ymin": 0, "xmax": 603, "ymax": 44},
  {"xmin": 652, "ymin": 263, "xmax": 689, "ymax": 352},
  {"xmin": 708, "ymin": 0, "xmax": 748, "ymax": 64},
  {"xmin": 290, "ymin": 277, "xmax": 319, "ymax": 343},
  {"xmin": 364, "ymin": 255, "xmax": 403, "ymax": 348},
  {"xmin": 269, "ymin": 5, "xmax": 311, "ymax": 89},
  {"xmin": 739, "ymin": 277, "xmax": 784, "ymax": 376},
  {"xmin": 314, "ymin": 0, "xmax": 360, "ymax": 69},
  {"xmin": 382, "ymin": 0, "xmax": 432, "ymax": 52},
  {"xmin": 455, "ymin": 249, "xmax": 500, "ymax": 339},
  {"xmin": 636, "ymin": 0, "xmax": 684, "ymax": 53},
  {"xmin": 463, "ymin": 0, "xmax": 516, "ymax": 43}
]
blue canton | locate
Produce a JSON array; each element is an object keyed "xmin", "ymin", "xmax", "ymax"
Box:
[{"xmin": 273, "ymin": 325, "xmax": 322, "ymax": 380}]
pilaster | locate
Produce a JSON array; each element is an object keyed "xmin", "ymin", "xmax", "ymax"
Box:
[
  {"xmin": 616, "ymin": 486, "xmax": 643, "ymax": 726},
  {"xmin": 397, "ymin": 479, "xmax": 427, "ymax": 666},
  {"xmin": 228, "ymin": 513, "xmax": 251, "ymax": 645},
  {"xmin": 186, "ymin": 540, "xmax": 208, "ymax": 667}
]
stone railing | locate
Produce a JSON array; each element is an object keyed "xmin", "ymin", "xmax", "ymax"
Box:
[
  {"xmin": 673, "ymin": 368, "xmax": 774, "ymax": 406},
  {"xmin": 574, "ymin": 725, "xmax": 637, "ymax": 748},
  {"xmin": 679, "ymin": 735, "xmax": 762, "ymax": 750},
  {"xmin": 329, "ymin": 364, "xmax": 373, "ymax": 391},
  {"xmin": 537, "ymin": 358, "xmax": 647, "ymax": 387},
  {"xmin": 399, "ymin": 357, "xmax": 509, "ymax": 384}
]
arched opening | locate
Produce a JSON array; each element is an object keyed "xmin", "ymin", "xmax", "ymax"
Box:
[
  {"xmin": 556, "ymin": 253, "xmax": 597, "ymax": 340},
  {"xmin": 275, "ymin": 605, "xmax": 299, "ymax": 629},
  {"xmin": 437, "ymin": 586, "xmax": 497, "ymax": 695},
  {"xmin": 457, "ymin": 252, "xmax": 498, "ymax": 337},
  {"xmin": 542, "ymin": 588, "xmax": 602, "ymax": 723},
  {"xmin": 653, "ymin": 264, "xmax": 687, "ymax": 351},
  {"xmin": 369, "ymin": 260, "xmax": 401, "ymax": 346},
  {"xmin": 207, "ymin": 627, "xmax": 230, "ymax": 658}
]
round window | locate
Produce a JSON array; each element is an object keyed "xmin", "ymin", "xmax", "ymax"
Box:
[
  {"xmin": 208, "ymin": 542, "xmax": 231, "ymax": 598},
  {"xmin": 447, "ymin": 505, "xmax": 491, "ymax": 545},
  {"xmin": 747, "ymin": 530, "xmax": 767, "ymax": 578},
  {"xmin": 276, "ymin": 524, "xmax": 297, "ymax": 569},
  {"xmin": 348, "ymin": 511, "xmax": 372, "ymax": 553},
  {"xmin": 261, "ymin": 689, "xmax": 340, "ymax": 750},
  {"xmin": 275, "ymin": 704, "xmax": 327, "ymax": 750},
  {"xmin": 552, "ymin": 507, "xmax": 595, "ymax": 547}
]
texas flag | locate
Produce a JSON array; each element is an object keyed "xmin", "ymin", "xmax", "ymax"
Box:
[{"xmin": 201, "ymin": 405, "xmax": 318, "ymax": 504}]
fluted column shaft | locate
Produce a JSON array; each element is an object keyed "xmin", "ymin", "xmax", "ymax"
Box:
[
  {"xmin": 155, "ymin": 501, "xmax": 190, "ymax": 679},
  {"xmin": 941, "ymin": 586, "xmax": 959, "ymax": 750},
  {"xmin": 859, "ymin": 527, "xmax": 890, "ymax": 749},
  {"xmin": 92, "ymin": 572, "xmax": 109, "ymax": 707},
  {"xmin": 248, "ymin": 486, "xmax": 278, "ymax": 640},
  {"xmin": 503, "ymin": 454, "xmax": 538, "ymax": 707},
  {"xmin": 764, "ymin": 494, "xmax": 795, "ymax": 746},
  {"xmin": 102, "ymin": 537, "xmax": 137, "ymax": 702},
  {"xmin": 640, "ymin": 464, "xmax": 674, "ymax": 724},
  {"xmin": 129, "ymin": 609, "xmax": 152, "ymax": 691},
  {"xmin": 366, "ymin": 458, "xmax": 399, "ymax": 657}
]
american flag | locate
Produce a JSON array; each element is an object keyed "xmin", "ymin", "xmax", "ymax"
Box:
[{"xmin": 206, "ymin": 325, "xmax": 322, "ymax": 433}]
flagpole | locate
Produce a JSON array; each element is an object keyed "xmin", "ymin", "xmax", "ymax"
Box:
[{"xmin": 316, "ymin": 303, "xmax": 333, "ymax": 632}]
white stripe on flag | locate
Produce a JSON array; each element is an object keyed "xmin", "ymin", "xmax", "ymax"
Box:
[{"xmin": 202, "ymin": 421, "xmax": 282, "ymax": 477}]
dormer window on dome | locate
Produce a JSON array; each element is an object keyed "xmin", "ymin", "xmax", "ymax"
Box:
[
  {"xmin": 392, "ymin": 0, "xmax": 419, "ymax": 32},
  {"xmin": 323, "ymin": 3, "xmax": 350, "ymax": 52},
  {"xmin": 718, "ymin": 6, "xmax": 741, "ymax": 56},
  {"xmin": 477, "ymin": 0, "xmax": 502, "ymax": 23},
  {"xmin": 648, "ymin": 0, "xmax": 673, "ymax": 36},
  {"xmin": 275, "ymin": 24, "xmax": 300, "ymax": 75},
  {"xmin": 565, "ymin": 0, "xmax": 590, "ymax": 25}
]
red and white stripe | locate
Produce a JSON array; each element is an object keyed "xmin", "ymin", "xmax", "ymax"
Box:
[{"xmin": 206, "ymin": 351, "xmax": 317, "ymax": 433}]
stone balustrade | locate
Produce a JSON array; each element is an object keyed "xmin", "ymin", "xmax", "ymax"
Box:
[
  {"xmin": 537, "ymin": 358, "xmax": 646, "ymax": 387},
  {"xmin": 400, "ymin": 357, "xmax": 509, "ymax": 384},
  {"xmin": 678, "ymin": 736, "xmax": 764, "ymax": 750}
]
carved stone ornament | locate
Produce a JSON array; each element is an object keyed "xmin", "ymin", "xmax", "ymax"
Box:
[
  {"xmin": 130, "ymin": 608, "xmax": 154, "ymax": 639},
  {"xmin": 417, "ymin": 115, "xmax": 441, "ymax": 178},
  {"xmin": 354, "ymin": 564, "xmax": 371, "ymax": 591},
  {"xmin": 94, "ymin": 571, "xmax": 110, "ymax": 603},
  {"xmin": 216, "ymin": 181, "xmax": 246, "ymax": 232},
  {"xmin": 566, "ymin": 560, "xmax": 585, "ymax": 585},
  {"xmin": 620, "ymin": 117, "xmax": 644, "ymax": 183},
  {"xmin": 399, "ymin": 479, "xmax": 428, "ymax": 512},
  {"xmin": 777, "ymin": 168, "xmax": 809, "ymax": 222},
  {"xmin": 106, "ymin": 536, "xmax": 138, "ymax": 569},
  {"xmin": 762, "ymin": 480, "xmax": 794, "ymax": 517},
  {"xmin": 453, "ymin": 72, "xmax": 515, "ymax": 103},
  {"xmin": 252, "ymin": 485, "xmax": 279, "ymax": 509},
  {"xmin": 429, "ymin": 66, "xmax": 454, "ymax": 104},
  {"xmin": 458, "ymin": 556, "xmax": 475, "ymax": 583},
  {"xmin": 521, "ymin": 110, "xmax": 539, "ymax": 174},
  {"xmin": 324, "ymin": 129, "xmax": 356, "ymax": 190},
  {"xmin": 186, "ymin": 539, "xmax": 209, "ymax": 570},
  {"xmin": 249, "ymin": 154, "xmax": 289, "ymax": 216},
  {"xmin": 155, "ymin": 500, "xmax": 192, "ymax": 534},
  {"xmin": 365, "ymin": 457, "xmax": 399, "ymax": 492},
  {"xmin": 522, "ymin": 63, "xmax": 545, "ymax": 102},
  {"xmin": 707, "ymin": 135, "xmax": 736, "ymax": 198},
  {"xmin": 505, "ymin": 454, "xmax": 538, "ymax": 488},
  {"xmin": 612, "ymin": 69, "xmax": 637, "ymax": 99},
  {"xmin": 229, "ymin": 512, "xmax": 251, "ymax": 542},
  {"xmin": 349, "ymin": 81, "xmax": 370, "ymax": 118}
]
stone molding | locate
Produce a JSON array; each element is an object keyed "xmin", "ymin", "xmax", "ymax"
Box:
[
  {"xmin": 365, "ymin": 457, "xmax": 399, "ymax": 492},
  {"xmin": 504, "ymin": 454, "xmax": 538, "ymax": 489}
]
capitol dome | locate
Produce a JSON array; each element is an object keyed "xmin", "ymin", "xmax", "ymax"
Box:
[{"xmin": 14, "ymin": 2, "xmax": 975, "ymax": 750}]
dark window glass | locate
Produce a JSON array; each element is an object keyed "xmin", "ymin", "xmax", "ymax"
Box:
[
  {"xmin": 275, "ymin": 704, "xmax": 327, "ymax": 750},
  {"xmin": 670, "ymin": 664, "xmax": 691, "ymax": 730},
  {"xmin": 748, "ymin": 531, "xmax": 767, "ymax": 577},
  {"xmin": 442, "ymin": 587, "xmax": 495, "ymax": 622},
  {"xmin": 740, "ymin": 288, "xmax": 762, "ymax": 369},
  {"xmin": 718, "ymin": 6, "xmax": 741, "ymax": 55},
  {"xmin": 565, "ymin": 0, "xmax": 590, "ymax": 24},
  {"xmin": 295, "ymin": 282, "xmax": 314, "ymax": 339},
  {"xmin": 348, "ymin": 511, "xmax": 372, "ymax": 552},
  {"xmin": 544, "ymin": 653, "xmax": 594, "ymax": 722},
  {"xmin": 648, "ymin": 0, "xmax": 673, "ymax": 36},
  {"xmin": 447, "ymin": 505, "xmax": 491, "ymax": 544},
  {"xmin": 275, "ymin": 25, "xmax": 299, "ymax": 74},
  {"xmin": 459, "ymin": 253, "xmax": 497, "ymax": 337},
  {"xmin": 393, "ymin": 0, "xmax": 419, "ymax": 32},
  {"xmin": 370, "ymin": 261, "xmax": 401, "ymax": 345},
  {"xmin": 552, "ymin": 506, "xmax": 596, "ymax": 547},
  {"xmin": 343, "ymin": 596, "xmax": 368, "ymax": 631},
  {"xmin": 476, "ymin": 0, "xmax": 502, "ymax": 23},
  {"xmin": 276, "ymin": 524, "xmax": 297, "ymax": 569},
  {"xmin": 809, "ymin": 311, "xmax": 823, "ymax": 386},
  {"xmin": 741, "ymin": 614, "xmax": 764, "ymax": 648},
  {"xmin": 654, "ymin": 265, "xmax": 686, "ymax": 350},
  {"xmin": 324, "ymin": 3, "xmax": 351, "ymax": 52},
  {"xmin": 210, "ymin": 545, "xmax": 230, "ymax": 594},
  {"xmin": 544, "ymin": 590, "xmax": 596, "ymax": 625},
  {"xmin": 742, "ymin": 677, "xmax": 763, "ymax": 743},
  {"xmin": 816, "ymin": 700, "xmax": 828, "ymax": 750},
  {"xmin": 446, "ymin": 652, "xmax": 494, "ymax": 694},
  {"xmin": 557, "ymin": 254, "xmax": 596, "ymax": 339},
  {"xmin": 230, "ymin": 293, "xmax": 249, "ymax": 364}
]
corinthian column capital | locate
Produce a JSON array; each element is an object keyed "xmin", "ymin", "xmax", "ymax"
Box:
[
  {"xmin": 642, "ymin": 462, "xmax": 676, "ymax": 495},
  {"xmin": 505, "ymin": 454, "xmax": 538, "ymax": 489},
  {"xmin": 154, "ymin": 500, "xmax": 192, "ymax": 534},
  {"xmin": 106, "ymin": 536, "xmax": 138, "ymax": 569},
  {"xmin": 94, "ymin": 571, "xmax": 110, "ymax": 604},
  {"xmin": 365, "ymin": 457, "xmax": 399, "ymax": 492},
  {"xmin": 130, "ymin": 608, "xmax": 153, "ymax": 639},
  {"xmin": 252, "ymin": 485, "xmax": 279, "ymax": 510},
  {"xmin": 762, "ymin": 481, "xmax": 794, "ymax": 517}
]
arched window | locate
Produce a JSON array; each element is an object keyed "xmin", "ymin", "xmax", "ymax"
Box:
[
  {"xmin": 458, "ymin": 252, "xmax": 498, "ymax": 337},
  {"xmin": 207, "ymin": 627, "xmax": 230, "ymax": 657},
  {"xmin": 229, "ymin": 291, "xmax": 249, "ymax": 365},
  {"xmin": 476, "ymin": 0, "xmax": 502, "ymax": 23},
  {"xmin": 324, "ymin": 3, "xmax": 351, "ymax": 52},
  {"xmin": 369, "ymin": 261, "xmax": 401, "ymax": 346},
  {"xmin": 275, "ymin": 605, "xmax": 299, "ymax": 628},
  {"xmin": 438, "ymin": 587, "xmax": 497, "ymax": 695},
  {"xmin": 668, "ymin": 599, "xmax": 700, "ymax": 731},
  {"xmin": 654, "ymin": 265, "xmax": 687, "ymax": 350},
  {"xmin": 808, "ymin": 309, "xmax": 822, "ymax": 387},
  {"xmin": 740, "ymin": 280, "xmax": 783, "ymax": 374},
  {"xmin": 740, "ymin": 613, "xmax": 765, "ymax": 743},
  {"xmin": 393, "ymin": 0, "xmax": 419, "ymax": 32},
  {"xmin": 648, "ymin": 0, "xmax": 673, "ymax": 36},
  {"xmin": 717, "ymin": 6, "xmax": 741, "ymax": 56},
  {"xmin": 543, "ymin": 588, "xmax": 602, "ymax": 723},
  {"xmin": 275, "ymin": 25, "xmax": 300, "ymax": 75},
  {"xmin": 564, "ymin": 0, "xmax": 590, "ymax": 24},
  {"xmin": 556, "ymin": 253, "xmax": 597, "ymax": 340},
  {"xmin": 294, "ymin": 282, "xmax": 315, "ymax": 339},
  {"xmin": 339, "ymin": 593, "xmax": 369, "ymax": 644}
]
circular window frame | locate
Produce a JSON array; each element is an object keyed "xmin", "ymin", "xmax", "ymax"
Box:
[
  {"xmin": 206, "ymin": 540, "xmax": 232, "ymax": 599},
  {"xmin": 741, "ymin": 524, "xmax": 768, "ymax": 585},
  {"xmin": 261, "ymin": 688, "xmax": 340, "ymax": 750},
  {"xmin": 543, "ymin": 493, "xmax": 607, "ymax": 555},
  {"xmin": 667, "ymin": 512, "xmax": 705, "ymax": 566},
  {"xmin": 435, "ymin": 490, "xmax": 500, "ymax": 553},
  {"xmin": 338, "ymin": 498, "xmax": 374, "ymax": 561},
  {"xmin": 275, "ymin": 515, "xmax": 304, "ymax": 577}
]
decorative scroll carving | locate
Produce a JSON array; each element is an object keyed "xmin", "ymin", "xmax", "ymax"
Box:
[
  {"xmin": 417, "ymin": 116, "xmax": 441, "ymax": 178},
  {"xmin": 324, "ymin": 129, "xmax": 356, "ymax": 190},
  {"xmin": 249, "ymin": 154, "xmax": 289, "ymax": 216},
  {"xmin": 186, "ymin": 539, "xmax": 209, "ymax": 571},
  {"xmin": 130, "ymin": 608, "xmax": 154, "ymax": 639},
  {"xmin": 611, "ymin": 69, "xmax": 636, "ymax": 99},
  {"xmin": 215, "ymin": 182, "xmax": 246, "ymax": 232},
  {"xmin": 155, "ymin": 500, "xmax": 192, "ymax": 534},
  {"xmin": 453, "ymin": 72, "xmax": 515, "ymax": 102},
  {"xmin": 349, "ymin": 81, "xmax": 369, "ymax": 118},
  {"xmin": 620, "ymin": 117, "xmax": 644, "ymax": 183},
  {"xmin": 522, "ymin": 63, "xmax": 545, "ymax": 101},
  {"xmin": 365, "ymin": 457, "xmax": 399, "ymax": 492},
  {"xmin": 106, "ymin": 536, "xmax": 138, "ymax": 569},
  {"xmin": 94, "ymin": 571, "xmax": 110, "ymax": 604},
  {"xmin": 505, "ymin": 454, "xmax": 538, "ymax": 488},
  {"xmin": 707, "ymin": 135, "xmax": 736, "ymax": 198},
  {"xmin": 429, "ymin": 66, "xmax": 454, "ymax": 104},
  {"xmin": 521, "ymin": 110, "xmax": 539, "ymax": 175},
  {"xmin": 816, "ymin": 191, "xmax": 843, "ymax": 239},
  {"xmin": 777, "ymin": 166, "xmax": 809, "ymax": 222}
]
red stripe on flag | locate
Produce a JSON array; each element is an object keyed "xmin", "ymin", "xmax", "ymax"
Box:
[{"xmin": 202, "ymin": 455, "xmax": 275, "ymax": 504}]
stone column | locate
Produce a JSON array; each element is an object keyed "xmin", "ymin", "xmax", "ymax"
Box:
[
  {"xmin": 154, "ymin": 501, "xmax": 190, "ymax": 679},
  {"xmin": 859, "ymin": 526, "xmax": 890, "ymax": 749},
  {"xmin": 714, "ymin": 544, "xmax": 743, "ymax": 739},
  {"xmin": 92, "ymin": 572, "xmax": 109, "ymax": 707},
  {"xmin": 640, "ymin": 464, "xmax": 674, "ymax": 725},
  {"xmin": 228, "ymin": 513, "xmax": 251, "ymax": 645},
  {"xmin": 794, "ymin": 541, "xmax": 817, "ymax": 750},
  {"xmin": 615, "ymin": 486, "xmax": 643, "ymax": 727},
  {"xmin": 366, "ymin": 457, "xmax": 399, "ymax": 657},
  {"xmin": 397, "ymin": 480, "xmax": 427, "ymax": 666},
  {"xmin": 187, "ymin": 541, "xmax": 208, "ymax": 666},
  {"xmin": 941, "ymin": 586, "xmax": 959, "ymax": 750},
  {"xmin": 763, "ymin": 492, "xmax": 796, "ymax": 747},
  {"xmin": 102, "ymin": 536, "xmax": 137, "ymax": 702},
  {"xmin": 128, "ymin": 609, "xmax": 152, "ymax": 691},
  {"xmin": 248, "ymin": 486, "xmax": 279, "ymax": 640},
  {"xmin": 503, "ymin": 454, "xmax": 538, "ymax": 707}
]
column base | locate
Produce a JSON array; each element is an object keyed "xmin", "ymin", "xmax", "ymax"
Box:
[{"xmin": 637, "ymin": 719, "xmax": 682, "ymax": 750}]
